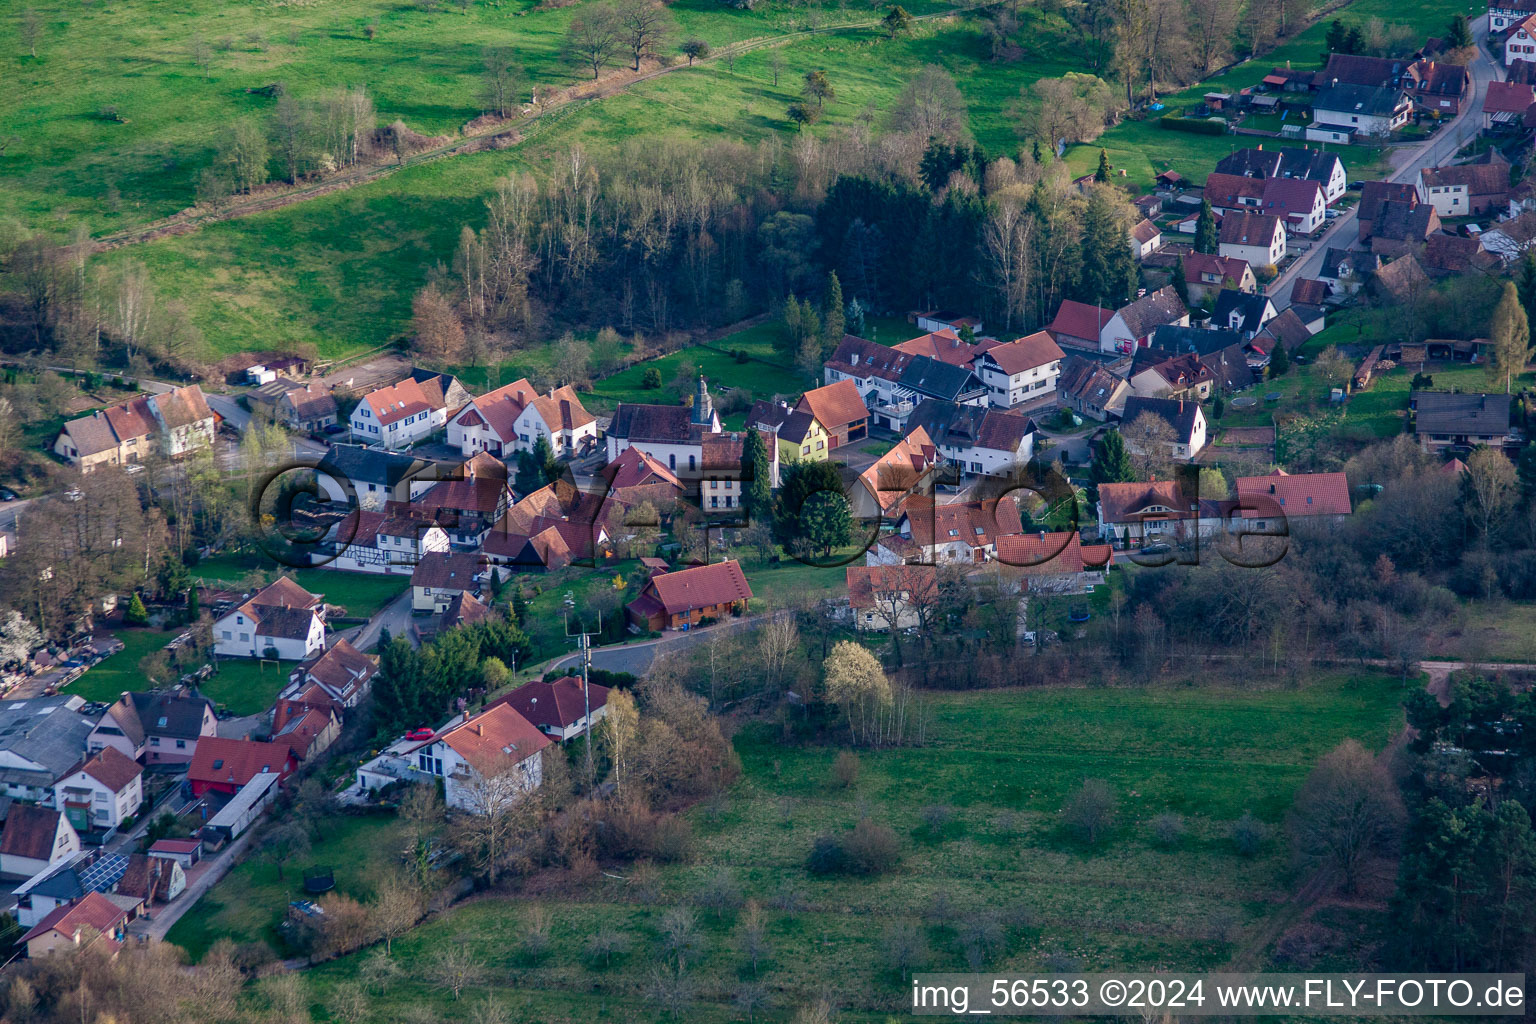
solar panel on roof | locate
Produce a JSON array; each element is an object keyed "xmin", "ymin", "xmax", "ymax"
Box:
[{"xmin": 77, "ymin": 853, "xmax": 128, "ymax": 894}]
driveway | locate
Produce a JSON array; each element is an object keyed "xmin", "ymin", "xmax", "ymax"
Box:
[
  {"xmin": 1269, "ymin": 20, "xmax": 1498, "ymax": 306},
  {"xmin": 547, "ymin": 611, "xmax": 785, "ymax": 677}
]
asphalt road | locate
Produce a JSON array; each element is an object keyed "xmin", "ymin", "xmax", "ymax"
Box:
[{"xmin": 1269, "ymin": 20, "xmax": 1499, "ymax": 306}]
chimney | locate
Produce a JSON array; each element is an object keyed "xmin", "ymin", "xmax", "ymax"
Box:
[
  {"xmin": 475, "ymin": 724, "xmax": 484, "ymax": 736},
  {"xmin": 463, "ymin": 710, "xmax": 472, "ymax": 723}
]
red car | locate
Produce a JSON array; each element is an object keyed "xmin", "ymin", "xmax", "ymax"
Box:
[{"xmin": 405, "ymin": 728, "xmax": 435, "ymax": 742}]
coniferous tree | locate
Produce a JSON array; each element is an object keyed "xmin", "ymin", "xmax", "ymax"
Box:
[
  {"xmin": 1268, "ymin": 338, "xmax": 1290, "ymax": 377},
  {"xmin": 1488, "ymin": 281, "xmax": 1530, "ymax": 395},
  {"xmin": 1194, "ymin": 199, "xmax": 1218, "ymax": 255},
  {"xmin": 741, "ymin": 428, "xmax": 774, "ymax": 524},
  {"xmin": 1094, "ymin": 148, "xmax": 1110, "ymax": 182},
  {"xmin": 1077, "ymin": 188, "xmax": 1137, "ymax": 308},
  {"xmin": 1171, "ymin": 256, "xmax": 1189, "ymax": 306},
  {"xmin": 1090, "ymin": 429, "xmax": 1135, "ymax": 485},
  {"xmin": 125, "ymin": 593, "xmax": 148, "ymax": 626},
  {"xmin": 821, "ymin": 271, "xmax": 845, "ymax": 359}
]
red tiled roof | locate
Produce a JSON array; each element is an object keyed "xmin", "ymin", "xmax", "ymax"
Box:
[
  {"xmin": 75, "ymin": 746, "xmax": 142, "ymax": 792},
  {"xmin": 436, "ymin": 703, "xmax": 551, "ymax": 774},
  {"xmin": 149, "ymin": 839, "xmax": 201, "ymax": 854},
  {"xmin": 20, "ymin": 892, "xmax": 126, "ymax": 946},
  {"xmin": 411, "ymin": 551, "xmax": 484, "ymax": 592},
  {"xmin": 1235, "ymin": 469, "xmax": 1352, "ymax": 518},
  {"xmin": 982, "ymin": 331, "xmax": 1066, "ymax": 375},
  {"xmin": 364, "ymin": 378, "xmax": 437, "ymax": 427},
  {"xmin": 1203, "ymin": 172, "xmax": 1266, "ymax": 209},
  {"xmin": 899, "ymin": 495, "xmax": 1023, "ymax": 550},
  {"xmin": 859, "ymin": 427, "xmax": 940, "ymax": 512},
  {"xmin": 493, "ymin": 676, "xmax": 611, "ymax": 731},
  {"xmin": 602, "ymin": 446, "xmax": 682, "ymax": 491},
  {"xmin": 1218, "ymin": 211, "xmax": 1284, "ymax": 247},
  {"xmin": 995, "ymin": 531, "xmax": 1108, "ymax": 573},
  {"xmin": 1097, "ymin": 480, "xmax": 1193, "ymax": 524},
  {"xmin": 187, "ymin": 737, "xmax": 293, "ymax": 789},
  {"xmin": 1183, "ymin": 252, "xmax": 1252, "ymax": 287},
  {"xmin": 893, "ymin": 329, "xmax": 998, "ymax": 367},
  {"xmin": 642, "ymin": 559, "xmax": 753, "ymax": 614},
  {"xmin": 1483, "ymin": 80, "xmax": 1536, "ymax": 115},
  {"xmin": 1290, "ymin": 278, "xmax": 1331, "ymax": 305},
  {"xmin": 1048, "ymin": 300, "xmax": 1115, "ymax": 343},
  {"xmin": 796, "ymin": 379, "xmax": 868, "ymax": 431},
  {"xmin": 0, "ymin": 805, "xmax": 68, "ymax": 862},
  {"xmin": 1132, "ymin": 219, "xmax": 1161, "ymax": 244}
]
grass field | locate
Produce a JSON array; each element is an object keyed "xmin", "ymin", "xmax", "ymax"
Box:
[
  {"xmin": 67, "ymin": 8, "xmax": 1077, "ymax": 361},
  {"xmin": 64, "ymin": 626, "xmax": 297, "ymax": 713},
  {"xmin": 167, "ymin": 812, "xmax": 411, "ymax": 960},
  {"xmin": 237, "ymin": 672, "xmax": 1414, "ymax": 1021}
]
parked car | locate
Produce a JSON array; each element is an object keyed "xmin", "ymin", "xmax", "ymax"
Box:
[
  {"xmin": 405, "ymin": 727, "xmax": 435, "ymax": 742},
  {"xmin": 0, "ymin": 489, "xmax": 17, "ymax": 501}
]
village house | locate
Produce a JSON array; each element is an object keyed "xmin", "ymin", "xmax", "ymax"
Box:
[
  {"xmin": 20, "ymin": 892, "xmax": 127, "ymax": 959},
  {"xmin": 1218, "ymin": 211, "xmax": 1286, "ymax": 267},
  {"xmin": 795, "ymin": 378, "xmax": 870, "ymax": 448},
  {"xmin": 845, "ymin": 564, "xmax": 938, "ymax": 631},
  {"xmin": 411, "ymin": 551, "xmax": 484, "ymax": 614},
  {"xmin": 699, "ymin": 430, "xmax": 779, "ymax": 513},
  {"xmin": 493, "ymin": 676, "xmax": 610, "ymax": 741},
  {"xmin": 482, "ymin": 482, "xmax": 608, "ymax": 572},
  {"xmin": 1205, "ymin": 173, "xmax": 1327, "ymax": 234},
  {"xmin": 324, "ymin": 508, "xmax": 452, "ymax": 574},
  {"xmin": 1099, "ymin": 286, "xmax": 1191, "ymax": 355},
  {"xmin": 272, "ymin": 702, "xmax": 342, "ymax": 762},
  {"xmin": 53, "ymin": 385, "xmax": 217, "ymax": 473},
  {"xmin": 1491, "ymin": 0, "xmax": 1536, "ymax": 32},
  {"xmin": 448, "ymin": 378, "xmax": 598, "ymax": 458},
  {"xmin": 1147, "ymin": 325, "xmax": 1255, "ymax": 394},
  {"xmin": 413, "ymin": 704, "xmax": 550, "ymax": 813},
  {"xmin": 0, "ymin": 696, "xmax": 96, "ymax": 805},
  {"xmin": 116, "ymin": 852, "xmax": 186, "ymax": 906},
  {"xmin": 1481, "ymin": 79, "xmax": 1536, "ymax": 130},
  {"xmin": 600, "ymin": 445, "xmax": 689, "ymax": 508},
  {"xmin": 606, "ymin": 377, "xmax": 723, "ymax": 471},
  {"xmin": 1121, "ymin": 396, "xmax": 1208, "ymax": 460},
  {"xmin": 0, "ymin": 806, "xmax": 80, "ymax": 878},
  {"xmin": 349, "ymin": 372, "xmax": 466, "ymax": 450},
  {"xmin": 893, "ymin": 328, "xmax": 998, "ymax": 368},
  {"xmin": 1370, "ymin": 199, "xmax": 1443, "ymax": 257},
  {"xmin": 89, "ymin": 690, "xmax": 217, "ymax": 765},
  {"xmin": 1369, "ymin": 254, "xmax": 1433, "ymax": 305},
  {"xmin": 973, "ymin": 331, "xmax": 1065, "ymax": 409},
  {"xmin": 1130, "ymin": 219, "xmax": 1163, "ymax": 259},
  {"xmin": 246, "ymin": 380, "xmax": 338, "ymax": 432},
  {"xmin": 1212, "ymin": 289, "xmax": 1279, "ymax": 338},
  {"xmin": 1181, "ymin": 253, "xmax": 1257, "ymax": 304},
  {"xmin": 626, "ymin": 559, "xmax": 754, "ymax": 631},
  {"xmin": 1096, "ymin": 478, "xmax": 1216, "ymax": 548},
  {"xmin": 187, "ymin": 737, "xmax": 297, "ymax": 798},
  {"xmin": 1056, "ymin": 356, "xmax": 1131, "ymax": 421},
  {"xmin": 407, "ymin": 450, "xmax": 510, "ymax": 546},
  {"xmin": 856, "ymin": 427, "xmax": 942, "ymax": 517},
  {"xmin": 51, "ymin": 747, "xmax": 142, "ymax": 833},
  {"xmin": 1234, "ymin": 469, "xmax": 1353, "ymax": 528},
  {"xmin": 1214, "ymin": 146, "xmax": 1348, "ymax": 204},
  {"xmin": 213, "ymin": 576, "xmax": 327, "ymax": 660},
  {"xmin": 1507, "ymin": 13, "xmax": 1536, "ymax": 66},
  {"xmin": 1404, "ymin": 60, "xmax": 1471, "ymax": 116},
  {"xmin": 286, "ymin": 639, "xmax": 377, "ymax": 708},
  {"xmin": 994, "ymin": 531, "xmax": 1113, "ymax": 592},
  {"xmin": 906, "ymin": 399, "xmax": 1035, "ymax": 477},
  {"xmin": 1357, "ymin": 181, "xmax": 1421, "ymax": 240},
  {"xmin": 748, "ymin": 400, "xmax": 830, "ymax": 464},
  {"xmin": 317, "ymin": 445, "xmax": 437, "ymax": 512},
  {"xmin": 1046, "ymin": 300, "xmax": 1116, "ymax": 352},
  {"xmin": 870, "ymin": 494, "xmax": 1025, "ymax": 565},
  {"xmin": 1310, "ymin": 83, "xmax": 1412, "ymax": 138},
  {"xmin": 1290, "ymin": 278, "xmax": 1333, "ymax": 306},
  {"xmin": 1128, "ymin": 351, "xmax": 1214, "ymax": 401},
  {"xmin": 1411, "ymin": 391, "xmax": 1514, "ymax": 450},
  {"xmin": 1416, "ymin": 155, "xmax": 1512, "ymax": 217},
  {"xmin": 1319, "ymin": 248, "xmax": 1380, "ymax": 294}
]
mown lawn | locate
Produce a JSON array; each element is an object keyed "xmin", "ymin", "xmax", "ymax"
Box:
[
  {"xmin": 64, "ymin": 628, "xmax": 176, "ymax": 704},
  {"xmin": 201, "ymin": 658, "xmax": 296, "ymax": 715},
  {"xmin": 192, "ymin": 556, "xmax": 410, "ymax": 619},
  {"xmin": 268, "ymin": 672, "xmax": 1413, "ymax": 1022}
]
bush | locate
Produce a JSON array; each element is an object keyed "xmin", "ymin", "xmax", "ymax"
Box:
[
  {"xmin": 642, "ymin": 367, "xmax": 663, "ymax": 389},
  {"xmin": 830, "ymin": 750, "xmax": 859, "ymax": 789},
  {"xmin": 806, "ymin": 834, "xmax": 846, "ymax": 874},
  {"xmin": 1231, "ymin": 811, "xmax": 1268, "ymax": 856},
  {"xmin": 842, "ymin": 818, "xmax": 901, "ymax": 874},
  {"xmin": 1160, "ymin": 114, "xmax": 1227, "ymax": 135},
  {"xmin": 1061, "ymin": 779, "xmax": 1117, "ymax": 845},
  {"xmin": 920, "ymin": 804, "xmax": 953, "ymax": 834}
]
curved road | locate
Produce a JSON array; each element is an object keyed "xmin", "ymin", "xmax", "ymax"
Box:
[{"xmin": 1270, "ymin": 20, "xmax": 1499, "ymax": 306}]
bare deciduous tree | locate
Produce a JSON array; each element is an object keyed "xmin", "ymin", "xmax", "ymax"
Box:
[
  {"xmin": 565, "ymin": 5, "xmax": 622, "ymax": 80},
  {"xmin": 480, "ymin": 46, "xmax": 524, "ymax": 118},
  {"xmin": 1288, "ymin": 739, "xmax": 1403, "ymax": 893}
]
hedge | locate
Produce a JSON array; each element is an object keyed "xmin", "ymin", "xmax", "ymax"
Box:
[{"xmin": 1160, "ymin": 115, "xmax": 1228, "ymax": 135}]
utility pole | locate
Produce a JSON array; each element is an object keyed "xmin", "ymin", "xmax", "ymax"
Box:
[{"xmin": 564, "ymin": 612, "xmax": 600, "ymax": 784}]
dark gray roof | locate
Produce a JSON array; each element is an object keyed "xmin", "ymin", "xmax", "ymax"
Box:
[
  {"xmin": 1320, "ymin": 247, "xmax": 1379, "ymax": 279},
  {"xmin": 906, "ymin": 399, "xmax": 1034, "ymax": 454},
  {"xmin": 1412, "ymin": 391, "xmax": 1513, "ymax": 436},
  {"xmin": 319, "ymin": 445, "xmax": 435, "ymax": 489},
  {"xmin": 126, "ymin": 691, "xmax": 214, "ymax": 741},
  {"xmin": 1212, "ymin": 290, "xmax": 1276, "ymax": 334},
  {"xmin": 608, "ymin": 404, "xmax": 700, "ymax": 444},
  {"xmin": 1314, "ymin": 83, "xmax": 1406, "ymax": 118},
  {"xmin": 1116, "ymin": 286, "xmax": 1188, "ymax": 340},
  {"xmin": 1149, "ymin": 325, "xmax": 1246, "ymax": 358},
  {"xmin": 1122, "ymin": 396, "xmax": 1203, "ymax": 445},
  {"xmin": 1214, "ymin": 147, "xmax": 1342, "ymax": 187},
  {"xmin": 896, "ymin": 357, "xmax": 987, "ymax": 402},
  {"xmin": 0, "ymin": 697, "xmax": 95, "ymax": 785}
]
